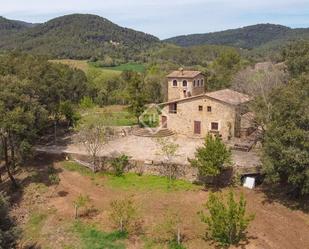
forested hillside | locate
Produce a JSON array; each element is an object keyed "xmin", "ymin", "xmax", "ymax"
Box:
[
  {"xmin": 0, "ymin": 16, "xmax": 35, "ymax": 36},
  {"xmin": 165, "ymin": 24, "xmax": 309, "ymax": 49},
  {"xmin": 0, "ymin": 14, "xmax": 160, "ymax": 60}
]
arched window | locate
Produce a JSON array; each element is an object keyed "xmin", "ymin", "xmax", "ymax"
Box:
[
  {"xmin": 183, "ymin": 80, "xmax": 187, "ymax": 87},
  {"xmin": 193, "ymin": 80, "xmax": 196, "ymax": 87},
  {"xmin": 172, "ymin": 80, "xmax": 177, "ymax": 87},
  {"xmin": 201, "ymin": 79, "xmax": 204, "ymax": 86},
  {"xmin": 197, "ymin": 80, "xmax": 200, "ymax": 86}
]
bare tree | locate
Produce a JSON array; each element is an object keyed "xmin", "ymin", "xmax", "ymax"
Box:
[
  {"xmin": 155, "ymin": 137, "xmax": 180, "ymax": 183},
  {"xmin": 76, "ymin": 123, "xmax": 107, "ymax": 172},
  {"xmin": 231, "ymin": 63, "xmax": 288, "ymax": 130}
]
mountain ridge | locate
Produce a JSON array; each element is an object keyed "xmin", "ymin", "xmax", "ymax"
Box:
[{"xmin": 164, "ymin": 23, "xmax": 309, "ymax": 49}]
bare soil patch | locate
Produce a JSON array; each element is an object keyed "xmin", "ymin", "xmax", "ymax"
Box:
[{"xmin": 4, "ymin": 155, "xmax": 309, "ymax": 249}]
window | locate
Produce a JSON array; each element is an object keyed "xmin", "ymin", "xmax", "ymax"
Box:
[
  {"xmin": 172, "ymin": 80, "xmax": 177, "ymax": 87},
  {"xmin": 182, "ymin": 80, "xmax": 187, "ymax": 87},
  {"xmin": 198, "ymin": 105, "xmax": 203, "ymax": 111},
  {"xmin": 201, "ymin": 79, "xmax": 204, "ymax": 86},
  {"xmin": 193, "ymin": 80, "xmax": 196, "ymax": 87},
  {"xmin": 197, "ymin": 79, "xmax": 200, "ymax": 86},
  {"xmin": 211, "ymin": 122, "xmax": 219, "ymax": 130},
  {"xmin": 169, "ymin": 103, "xmax": 177, "ymax": 113},
  {"xmin": 207, "ymin": 106, "xmax": 212, "ymax": 112}
]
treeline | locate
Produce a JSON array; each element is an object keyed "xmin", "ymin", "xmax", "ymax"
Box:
[{"xmin": 0, "ymin": 53, "xmax": 88, "ymax": 187}]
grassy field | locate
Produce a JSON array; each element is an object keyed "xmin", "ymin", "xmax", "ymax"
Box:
[
  {"xmin": 62, "ymin": 161, "xmax": 199, "ymax": 192},
  {"xmin": 51, "ymin": 59, "xmax": 145, "ymax": 73},
  {"xmin": 103, "ymin": 63, "xmax": 145, "ymax": 73},
  {"xmin": 78, "ymin": 105, "xmax": 137, "ymax": 127}
]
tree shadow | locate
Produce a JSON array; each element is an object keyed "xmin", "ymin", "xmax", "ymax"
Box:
[{"xmin": 258, "ymin": 183, "xmax": 309, "ymax": 213}]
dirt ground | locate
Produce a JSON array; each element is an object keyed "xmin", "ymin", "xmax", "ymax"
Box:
[
  {"xmin": 5, "ymin": 156, "xmax": 309, "ymax": 249},
  {"xmin": 37, "ymin": 134, "xmax": 261, "ymax": 169}
]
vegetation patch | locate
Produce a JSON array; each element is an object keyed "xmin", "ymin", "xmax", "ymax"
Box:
[
  {"xmin": 72, "ymin": 221, "xmax": 126, "ymax": 249},
  {"xmin": 62, "ymin": 161, "xmax": 199, "ymax": 192},
  {"xmin": 103, "ymin": 63, "xmax": 145, "ymax": 73},
  {"xmin": 79, "ymin": 107, "xmax": 137, "ymax": 127},
  {"xmin": 23, "ymin": 211, "xmax": 49, "ymax": 242}
]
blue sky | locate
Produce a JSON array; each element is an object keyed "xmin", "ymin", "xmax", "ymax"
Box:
[{"xmin": 1, "ymin": 0, "xmax": 309, "ymax": 39}]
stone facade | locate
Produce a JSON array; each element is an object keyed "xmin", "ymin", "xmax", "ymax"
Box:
[
  {"xmin": 167, "ymin": 72, "xmax": 205, "ymax": 101},
  {"xmin": 161, "ymin": 70, "xmax": 253, "ymax": 140},
  {"xmin": 162, "ymin": 96, "xmax": 241, "ymax": 140}
]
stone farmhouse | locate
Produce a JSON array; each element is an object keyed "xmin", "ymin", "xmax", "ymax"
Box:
[{"xmin": 159, "ymin": 69, "xmax": 255, "ymax": 140}]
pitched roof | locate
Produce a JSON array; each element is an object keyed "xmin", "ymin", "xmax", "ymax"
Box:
[
  {"xmin": 160, "ymin": 89, "xmax": 251, "ymax": 106},
  {"xmin": 205, "ymin": 89, "xmax": 251, "ymax": 105},
  {"xmin": 166, "ymin": 70, "xmax": 202, "ymax": 78}
]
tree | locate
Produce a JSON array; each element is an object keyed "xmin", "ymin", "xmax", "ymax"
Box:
[
  {"xmin": 262, "ymin": 75, "xmax": 309, "ymax": 196},
  {"xmin": 125, "ymin": 71, "xmax": 148, "ymax": 124},
  {"xmin": 154, "ymin": 209, "xmax": 184, "ymax": 247},
  {"xmin": 155, "ymin": 138, "xmax": 180, "ymax": 184},
  {"xmin": 0, "ymin": 192, "xmax": 18, "ymax": 248},
  {"xmin": 73, "ymin": 194, "xmax": 90, "ymax": 219},
  {"xmin": 76, "ymin": 123, "xmax": 107, "ymax": 172},
  {"xmin": 109, "ymin": 197, "xmax": 142, "ymax": 234},
  {"xmin": 199, "ymin": 191, "xmax": 254, "ymax": 246},
  {"xmin": 59, "ymin": 100, "xmax": 80, "ymax": 127},
  {"xmin": 189, "ymin": 134, "xmax": 231, "ymax": 187},
  {"xmin": 232, "ymin": 63, "xmax": 287, "ymax": 131}
]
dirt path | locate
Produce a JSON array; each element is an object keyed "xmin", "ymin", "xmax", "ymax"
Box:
[{"xmin": 44, "ymin": 162, "xmax": 309, "ymax": 249}]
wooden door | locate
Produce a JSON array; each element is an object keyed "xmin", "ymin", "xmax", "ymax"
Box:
[
  {"xmin": 162, "ymin": 116, "xmax": 167, "ymax": 128},
  {"xmin": 194, "ymin": 121, "xmax": 201, "ymax": 134}
]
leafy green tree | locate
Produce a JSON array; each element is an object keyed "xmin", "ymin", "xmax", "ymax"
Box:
[
  {"xmin": 59, "ymin": 100, "xmax": 80, "ymax": 127},
  {"xmin": 282, "ymin": 40, "xmax": 309, "ymax": 77},
  {"xmin": 124, "ymin": 71, "xmax": 148, "ymax": 124},
  {"xmin": 199, "ymin": 191, "xmax": 254, "ymax": 246},
  {"xmin": 189, "ymin": 134, "xmax": 231, "ymax": 187},
  {"xmin": 262, "ymin": 75, "xmax": 309, "ymax": 196}
]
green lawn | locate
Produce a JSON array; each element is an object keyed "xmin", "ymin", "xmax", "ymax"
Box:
[
  {"xmin": 103, "ymin": 63, "xmax": 145, "ymax": 73},
  {"xmin": 62, "ymin": 161, "xmax": 199, "ymax": 192},
  {"xmin": 71, "ymin": 221, "xmax": 126, "ymax": 249},
  {"xmin": 78, "ymin": 106, "xmax": 137, "ymax": 127}
]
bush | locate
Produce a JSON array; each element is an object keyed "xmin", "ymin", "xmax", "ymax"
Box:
[
  {"xmin": 189, "ymin": 134, "xmax": 231, "ymax": 187},
  {"xmin": 0, "ymin": 192, "xmax": 18, "ymax": 248},
  {"xmin": 111, "ymin": 155, "xmax": 129, "ymax": 177},
  {"xmin": 73, "ymin": 194, "xmax": 91, "ymax": 219},
  {"xmin": 109, "ymin": 197, "xmax": 142, "ymax": 234},
  {"xmin": 199, "ymin": 191, "xmax": 254, "ymax": 246},
  {"xmin": 79, "ymin": 96, "xmax": 96, "ymax": 109}
]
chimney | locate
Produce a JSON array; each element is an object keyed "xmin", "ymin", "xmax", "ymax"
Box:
[{"xmin": 179, "ymin": 67, "xmax": 184, "ymax": 75}]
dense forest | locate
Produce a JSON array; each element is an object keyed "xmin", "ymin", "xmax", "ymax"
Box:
[
  {"xmin": 165, "ymin": 24, "xmax": 309, "ymax": 49},
  {"xmin": 0, "ymin": 14, "xmax": 160, "ymax": 60}
]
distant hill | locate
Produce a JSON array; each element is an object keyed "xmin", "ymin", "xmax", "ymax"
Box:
[
  {"xmin": 0, "ymin": 16, "xmax": 36, "ymax": 36},
  {"xmin": 164, "ymin": 24, "xmax": 309, "ymax": 49},
  {"xmin": 0, "ymin": 14, "xmax": 160, "ymax": 59}
]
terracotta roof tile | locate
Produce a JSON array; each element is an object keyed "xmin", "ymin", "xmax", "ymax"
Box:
[
  {"xmin": 205, "ymin": 89, "xmax": 251, "ymax": 105},
  {"xmin": 167, "ymin": 70, "xmax": 202, "ymax": 78}
]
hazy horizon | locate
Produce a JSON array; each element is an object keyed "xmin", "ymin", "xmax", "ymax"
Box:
[{"xmin": 1, "ymin": 0, "xmax": 309, "ymax": 39}]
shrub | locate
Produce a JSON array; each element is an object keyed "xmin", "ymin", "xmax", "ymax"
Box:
[
  {"xmin": 189, "ymin": 134, "xmax": 231, "ymax": 187},
  {"xmin": 111, "ymin": 154, "xmax": 129, "ymax": 177},
  {"xmin": 199, "ymin": 191, "xmax": 254, "ymax": 246},
  {"xmin": 0, "ymin": 192, "xmax": 18, "ymax": 248},
  {"xmin": 79, "ymin": 96, "xmax": 95, "ymax": 109},
  {"xmin": 109, "ymin": 197, "xmax": 142, "ymax": 234},
  {"xmin": 73, "ymin": 194, "xmax": 91, "ymax": 219}
]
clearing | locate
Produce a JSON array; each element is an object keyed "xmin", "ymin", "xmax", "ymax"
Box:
[{"xmin": 5, "ymin": 155, "xmax": 309, "ymax": 249}]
